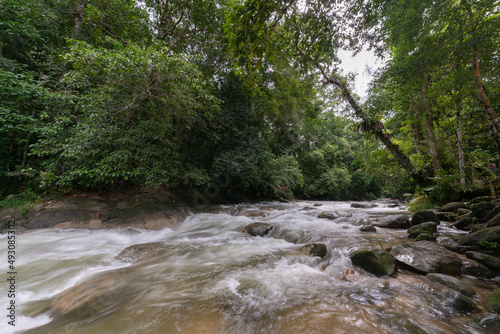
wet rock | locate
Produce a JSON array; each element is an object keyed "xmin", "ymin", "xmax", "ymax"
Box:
[
  {"xmin": 461, "ymin": 259, "xmax": 495, "ymax": 279},
  {"xmin": 295, "ymin": 243, "xmax": 328, "ymax": 258},
  {"xmin": 350, "ymin": 250, "xmax": 396, "ymax": 276},
  {"xmin": 471, "ymin": 196, "xmax": 495, "ymax": 204},
  {"xmin": 441, "ymin": 202, "xmax": 471, "ymax": 213},
  {"xmin": 472, "ymin": 313, "xmax": 500, "ymax": 333},
  {"xmin": 351, "ymin": 202, "xmax": 378, "ymax": 208},
  {"xmin": 457, "ymin": 226, "xmax": 500, "ymax": 248},
  {"xmin": 407, "ymin": 222, "xmax": 438, "ymax": 239},
  {"xmin": 436, "ymin": 212, "xmax": 458, "ymax": 222},
  {"xmin": 414, "ymin": 233, "xmax": 437, "ymax": 242},
  {"xmin": 457, "ymin": 208, "xmax": 473, "ymax": 215},
  {"xmin": 465, "ymin": 251, "xmax": 500, "ymax": 273},
  {"xmin": 411, "ymin": 210, "xmax": 440, "ymax": 226},
  {"xmin": 426, "ymin": 273, "xmax": 476, "ymax": 297},
  {"xmin": 239, "ymin": 210, "xmax": 266, "ymax": 218},
  {"xmin": 317, "ymin": 211, "xmax": 352, "ymax": 220},
  {"xmin": 116, "ymin": 242, "xmax": 165, "ymax": 263},
  {"xmin": 488, "ymin": 289, "xmax": 500, "ymax": 313},
  {"xmin": 485, "ymin": 205, "xmax": 500, "ymax": 221},
  {"xmin": 453, "ymin": 216, "xmax": 475, "ymax": 231},
  {"xmin": 372, "ymin": 215, "xmax": 411, "ymax": 229},
  {"xmin": 301, "ymin": 206, "xmax": 316, "ymax": 211},
  {"xmin": 390, "ymin": 241, "xmax": 463, "ymax": 275},
  {"xmin": 487, "ymin": 213, "xmax": 500, "ymax": 227},
  {"xmin": 32, "ymin": 270, "xmax": 128, "ymax": 319},
  {"xmin": 242, "ymin": 222, "xmax": 274, "ymax": 237},
  {"xmin": 427, "ymin": 291, "xmax": 479, "ymax": 314},
  {"xmin": 438, "ymin": 237, "xmax": 470, "ymax": 254},
  {"xmin": 313, "ymin": 203, "xmax": 323, "ymax": 207},
  {"xmin": 471, "ymin": 201, "xmax": 496, "ymax": 220},
  {"xmin": 359, "ymin": 225, "xmax": 377, "ymax": 233}
]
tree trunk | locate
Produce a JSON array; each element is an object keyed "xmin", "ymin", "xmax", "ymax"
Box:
[
  {"xmin": 456, "ymin": 103, "xmax": 465, "ymax": 186},
  {"xmin": 461, "ymin": 0, "xmax": 500, "ymax": 138},
  {"xmin": 409, "ymin": 105, "xmax": 424, "ymax": 155},
  {"xmin": 73, "ymin": 1, "xmax": 86, "ymax": 39},
  {"xmin": 421, "ymin": 71, "xmax": 442, "ymax": 176},
  {"xmin": 317, "ymin": 67, "xmax": 428, "ymax": 185}
]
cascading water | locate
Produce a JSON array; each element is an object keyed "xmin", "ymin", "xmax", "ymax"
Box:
[{"xmin": 0, "ymin": 200, "xmax": 496, "ymax": 333}]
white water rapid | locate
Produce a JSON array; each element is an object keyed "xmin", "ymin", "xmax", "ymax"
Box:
[{"xmin": 0, "ymin": 200, "xmax": 495, "ymax": 333}]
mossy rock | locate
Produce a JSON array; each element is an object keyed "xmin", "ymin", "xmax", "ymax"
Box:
[
  {"xmin": 350, "ymin": 250, "xmax": 396, "ymax": 276},
  {"xmin": 414, "ymin": 233, "xmax": 437, "ymax": 242},
  {"xmin": 408, "ymin": 222, "xmax": 437, "ymax": 239},
  {"xmin": 441, "ymin": 202, "xmax": 471, "ymax": 213},
  {"xmin": 458, "ymin": 226, "xmax": 500, "ymax": 246},
  {"xmin": 471, "ymin": 202, "xmax": 496, "ymax": 220},
  {"xmin": 411, "ymin": 210, "xmax": 440, "ymax": 226},
  {"xmin": 488, "ymin": 289, "xmax": 500, "ymax": 313},
  {"xmin": 426, "ymin": 273, "xmax": 476, "ymax": 297}
]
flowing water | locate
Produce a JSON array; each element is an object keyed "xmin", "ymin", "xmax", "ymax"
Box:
[{"xmin": 1, "ymin": 200, "xmax": 497, "ymax": 333}]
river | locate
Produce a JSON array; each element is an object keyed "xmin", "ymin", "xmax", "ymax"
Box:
[{"xmin": 0, "ymin": 200, "xmax": 496, "ymax": 333}]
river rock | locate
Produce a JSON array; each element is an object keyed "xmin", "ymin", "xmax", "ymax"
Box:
[
  {"xmin": 457, "ymin": 226, "xmax": 500, "ymax": 248},
  {"xmin": 414, "ymin": 233, "xmax": 437, "ymax": 242},
  {"xmin": 441, "ymin": 202, "xmax": 471, "ymax": 213},
  {"xmin": 116, "ymin": 242, "xmax": 165, "ymax": 263},
  {"xmin": 372, "ymin": 215, "xmax": 411, "ymax": 229},
  {"xmin": 426, "ymin": 273, "xmax": 476, "ymax": 297},
  {"xmin": 453, "ymin": 216, "xmax": 475, "ymax": 231},
  {"xmin": 485, "ymin": 205, "xmax": 500, "ymax": 222},
  {"xmin": 437, "ymin": 212, "xmax": 458, "ymax": 222},
  {"xmin": 472, "ymin": 313, "xmax": 500, "ymax": 333},
  {"xmin": 350, "ymin": 250, "xmax": 396, "ymax": 276},
  {"xmin": 461, "ymin": 259, "xmax": 495, "ymax": 279},
  {"xmin": 411, "ymin": 210, "xmax": 440, "ymax": 226},
  {"xmin": 295, "ymin": 243, "xmax": 328, "ymax": 258},
  {"xmin": 242, "ymin": 222, "xmax": 273, "ymax": 237},
  {"xmin": 407, "ymin": 222, "xmax": 438, "ymax": 239},
  {"xmin": 471, "ymin": 202, "xmax": 496, "ymax": 220},
  {"xmin": 359, "ymin": 225, "xmax": 377, "ymax": 233},
  {"xmin": 488, "ymin": 289, "xmax": 500, "ymax": 313},
  {"xmin": 351, "ymin": 203, "xmax": 378, "ymax": 208},
  {"xmin": 427, "ymin": 291, "xmax": 479, "ymax": 315},
  {"xmin": 318, "ymin": 211, "xmax": 352, "ymax": 220},
  {"xmin": 32, "ymin": 270, "xmax": 128, "ymax": 319},
  {"xmin": 390, "ymin": 241, "xmax": 463, "ymax": 275},
  {"xmin": 239, "ymin": 210, "xmax": 266, "ymax": 218},
  {"xmin": 438, "ymin": 237, "xmax": 469, "ymax": 254},
  {"xmin": 471, "ymin": 196, "xmax": 495, "ymax": 204},
  {"xmin": 465, "ymin": 251, "xmax": 500, "ymax": 273},
  {"xmin": 487, "ymin": 213, "xmax": 500, "ymax": 227}
]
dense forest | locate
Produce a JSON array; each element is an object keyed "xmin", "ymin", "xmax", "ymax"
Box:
[{"xmin": 1, "ymin": 0, "xmax": 499, "ymax": 206}]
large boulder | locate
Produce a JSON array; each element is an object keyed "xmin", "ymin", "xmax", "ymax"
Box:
[
  {"xmin": 411, "ymin": 210, "xmax": 440, "ymax": 226},
  {"xmin": 441, "ymin": 202, "xmax": 471, "ymax": 213},
  {"xmin": 487, "ymin": 213, "xmax": 500, "ymax": 228},
  {"xmin": 242, "ymin": 222, "xmax": 274, "ymax": 237},
  {"xmin": 350, "ymin": 250, "xmax": 396, "ymax": 276},
  {"xmin": 453, "ymin": 216, "xmax": 475, "ymax": 231},
  {"xmin": 457, "ymin": 226, "xmax": 500, "ymax": 247},
  {"xmin": 390, "ymin": 241, "xmax": 463, "ymax": 275},
  {"xmin": 485, "ymin": 205, "xmax": 500, "ymax": 222},
  {"xmin": 461, "ymin": 259, "xmax": 495, "ymax": 279},
  {"xmin": 407, "ymin": 222, "xmax": 438, "ymax": 239},
  {"xmin": 318, "ymin": 211, "xmax": 352, "ymax": 220},
  {"xmin": 426, "ymin": 273, "xmax": 476, "ymax": 297},
  {"xmin": 465, "ymin": 251, "xmax": 500, "ymax": 273},
  {"xmin": 471, "ymin": 202, "xmax": 496, "ymax": 220},
  {"xmin": 372, "ymin": 215, "xmax": 411, "ymax": 229}
]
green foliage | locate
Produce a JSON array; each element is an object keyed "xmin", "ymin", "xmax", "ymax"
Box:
[
  {"xmin": 31, "ymin": 40, "xmax": 219, "ymax": 190},
  {"xmin": 407, "ymin": 195, "xmax": 435, "ymax": 211},
  {"xmin": 0, "ymin": 188, "xmax": 42, "ymax": 214}
]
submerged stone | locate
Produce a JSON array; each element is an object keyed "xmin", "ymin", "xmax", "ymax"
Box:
[{"xmin": 426, "ymin": 273, "xmax": 476, "ymax": 297}]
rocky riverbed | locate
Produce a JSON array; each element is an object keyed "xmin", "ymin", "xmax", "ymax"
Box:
[{"xmin": 1, "ymin": 194, "xmax": 500, "ymax": 333}]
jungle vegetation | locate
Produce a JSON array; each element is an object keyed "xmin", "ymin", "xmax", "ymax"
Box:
[{"xmin": 1, "ymin": 0, "xmax": 499, "ymax": 205}]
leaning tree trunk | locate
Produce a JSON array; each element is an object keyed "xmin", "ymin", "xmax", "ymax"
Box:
[
  {"xmin": 73, "ymin": 1, "xmax": 86, "ymax": 39},
  {"xmin": 461, "ymin": 0, "xmax": 500, "ymax": 139},
  {"xmin": 316, "ymin": 66, "xmax": 428, "ymax": 185},
  {"xmin": 456, "ymin": 102, "xmax": 466, "ymax": 186},
  {"xmin": 421, "ymin": 71, "xmax": 442, "ymax": 176}
]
